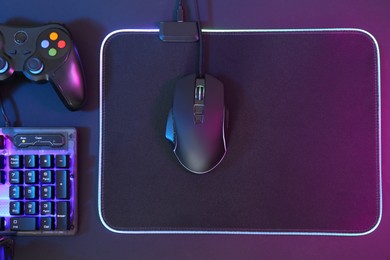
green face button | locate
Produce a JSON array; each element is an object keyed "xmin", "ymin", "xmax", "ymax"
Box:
[{"xmin": 48, "ymin": 48, "xmax": 57, "ymax": 57}]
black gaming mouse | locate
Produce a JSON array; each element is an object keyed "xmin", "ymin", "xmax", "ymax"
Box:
[{"xmin": 165, "ymin": 74, "xmax": 227, "ymax": 174}]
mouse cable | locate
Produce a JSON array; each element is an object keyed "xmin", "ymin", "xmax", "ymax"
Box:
[
  {"xmin": 175, "ymin": 0, "xmax": 204, "ymax": 78},
  {"xmin": 194, "ymin": 0, "xmax": 204, "ymax": 78},
  {"xmin": 177, "ymin": 0, "xmax": 184, "ymax": 22},
  {"xmin": 0, "ymin": 236, "xmax": 14, "ymax": 260},
  {"xmin": 0, "ymin": 91, "xmax": 11, "ymax": 127}
]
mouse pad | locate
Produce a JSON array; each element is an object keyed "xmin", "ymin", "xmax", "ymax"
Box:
[{"xmin": 99, "ymin": 29, "xmax": 381, "ymax": 235}]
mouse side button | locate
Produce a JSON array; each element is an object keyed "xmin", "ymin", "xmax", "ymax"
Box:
[{"xmin": 165, "ymin": 109, "xmax": 175, "ymax": 143}]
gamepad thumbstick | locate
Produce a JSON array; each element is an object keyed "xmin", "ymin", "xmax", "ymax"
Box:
[
  {"xmin": 26, "ymin": 58, "xmax": 44, "ymax": 75},
  {"xmin": 0, "ymin": 57, "xmax": 8, "ymax": 74}
]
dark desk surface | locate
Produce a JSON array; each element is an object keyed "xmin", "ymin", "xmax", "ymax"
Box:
[{"xmin": 2, "ymin": 0, "xmax": 390, "ymax": 259}]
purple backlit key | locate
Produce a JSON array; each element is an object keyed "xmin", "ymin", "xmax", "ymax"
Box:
[
  {"xmin": 10, "ymin": 218, "xmax": 37, "ymax": 231},
  {"xmin": 25, "ymin": 155, "xmax": 38, "ymax": 168},
  {"xmin": 9, "ymin": 155, "xmax": 23, "ymax": 169},
  {"xmin": 9, "ymin": 171, "xmax": 23, "ymax": 184},
  {"xmin": 40, "ymin": 155, "xmax": 54, "ymax": 168},
  {"xmin": 56, "ymin": 170, "xmax": 70, "ymax": 199}
]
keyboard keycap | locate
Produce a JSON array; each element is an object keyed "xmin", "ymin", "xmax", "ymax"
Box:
[
  {"xmin": 41, "ymin": 186, "xmax": 54, "ymax": 199},
  {"xmin": 40, "ymin": 155, "xmax": 54, "ymax": 168},
  {"xmin": 56, "ymin": 170, "xmax": 70, "ymax": 199},
  {"xmin": 25, "ymin": 186, "xmax": 38, "ymax": 199},
  {"xmin": 9, "ymin": 186, "xmax": 23, "ymax": 199},
  {"xmin": 56, "ymin": 155, "xmax": 69, "ymax": 168},
  {"xmin": 10, "ymin": 201, "xmax": 23, "ymax": 215},
  {"xmin": 0, "ymin": 155, "xmax": 5, "ymax": 169},
  {"xmin": 0, "ymin": 171, "xmax": 4, "ymax": 184},
  {"xmin": 40, "ymin": 170, "xmax": 53, "ymax": 184},
  {"xmin": 0, "ymin": 217, "xmax": 4, "ymax": 231},
  {"xmin": 0, "ymin": 135, "xmax": 4, "ymax": 150},
  {"xmin": 41, "ymin": 217, "xmax": 54, "ymax": 231},
  {"xmin": 25, "ymin": 201, "xmax": 39, "ymax": 215},
  {"xmin": 25, "ymin": 155, "xmax": 38, "ymax": 168},
  {"xmin": 25, "ymin": 170, "xmax": 38, "ymax": 184},
  {"xmin": 9, "ymin": 171, "xmax": 23, "ymax": 184},
  {"xmin": 10, "ymin": 217, "xmax": 37, "ymax": 231},
  {"xmin": 56, "ymin": 201, "xmax": 70, "ymax": 230},
  {"xmin": 9, "ymin": 155, "xmax": 23, "ymax": 169},
  {"xmin": 41, "ymin": 201, "xmax": 54, "ymax": 215}
]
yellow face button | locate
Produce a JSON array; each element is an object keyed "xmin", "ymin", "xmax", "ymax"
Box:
[{"xmin": 49, "ymin": 32, "xmax": 58, "ymax": 41}]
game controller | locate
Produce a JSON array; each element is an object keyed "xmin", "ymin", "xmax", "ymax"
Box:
[{"xmin": 0, "ymin": 23, "xmax": 85, "ymax": 111}]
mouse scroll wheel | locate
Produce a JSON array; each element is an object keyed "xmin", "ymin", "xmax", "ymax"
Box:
[
  {"xmin": 194, "ymin": 84, "xmax": 205, "ymax": 124},
  {"xmin": 195, "ymin": 84, "xmax": 205, "ymax": 101}
]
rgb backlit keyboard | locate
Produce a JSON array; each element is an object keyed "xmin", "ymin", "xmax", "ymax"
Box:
[{"xmin": 0, "ymin": 127, "xmax": 77, "ymax": 235}]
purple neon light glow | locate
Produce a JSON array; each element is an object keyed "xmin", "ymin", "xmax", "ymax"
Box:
[
  {"xmin": 0, "ymin": 128, "xmax": 76, "ymax": 233},
  {"xmin": 69, "ymin": 62, "xmax": 82, "ymax": 90}
]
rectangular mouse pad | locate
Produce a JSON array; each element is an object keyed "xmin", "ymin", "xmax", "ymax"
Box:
[{"xmin": 99, "ymin": 29, "xmax": 381, "ymax": 235}]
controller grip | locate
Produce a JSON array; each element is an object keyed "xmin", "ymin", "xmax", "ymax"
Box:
[{"xmin": 50, "ymin": 48, "xmax": 85, "ymax": 111}]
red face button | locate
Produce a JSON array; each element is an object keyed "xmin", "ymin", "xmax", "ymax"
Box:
[{"xmin": 58, "ymin": 40, "xmax": 66, "ymax": 49}]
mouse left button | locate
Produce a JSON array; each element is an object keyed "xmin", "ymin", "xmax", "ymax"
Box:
[{"xmin": 165, "ymin": 109, "xmax": 175, "ymax": 143}]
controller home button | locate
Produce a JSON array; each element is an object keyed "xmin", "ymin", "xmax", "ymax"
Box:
[
  {"xmin": 14, "ymin": 31, "xmax": 28, "ymax": 44},
  {"xmin": 26, "ymin": 57, "xmax": 44, "ymax": 75}
]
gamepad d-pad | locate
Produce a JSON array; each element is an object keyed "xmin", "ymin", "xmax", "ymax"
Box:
[{"xmin": 0, "ymin": 23, "xmax": 85, "ymax": 111}]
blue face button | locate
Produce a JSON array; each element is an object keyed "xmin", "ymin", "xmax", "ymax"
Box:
[{"xmin": 41, "ymin": 40, "xmax": 49, "ymax": 49}]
